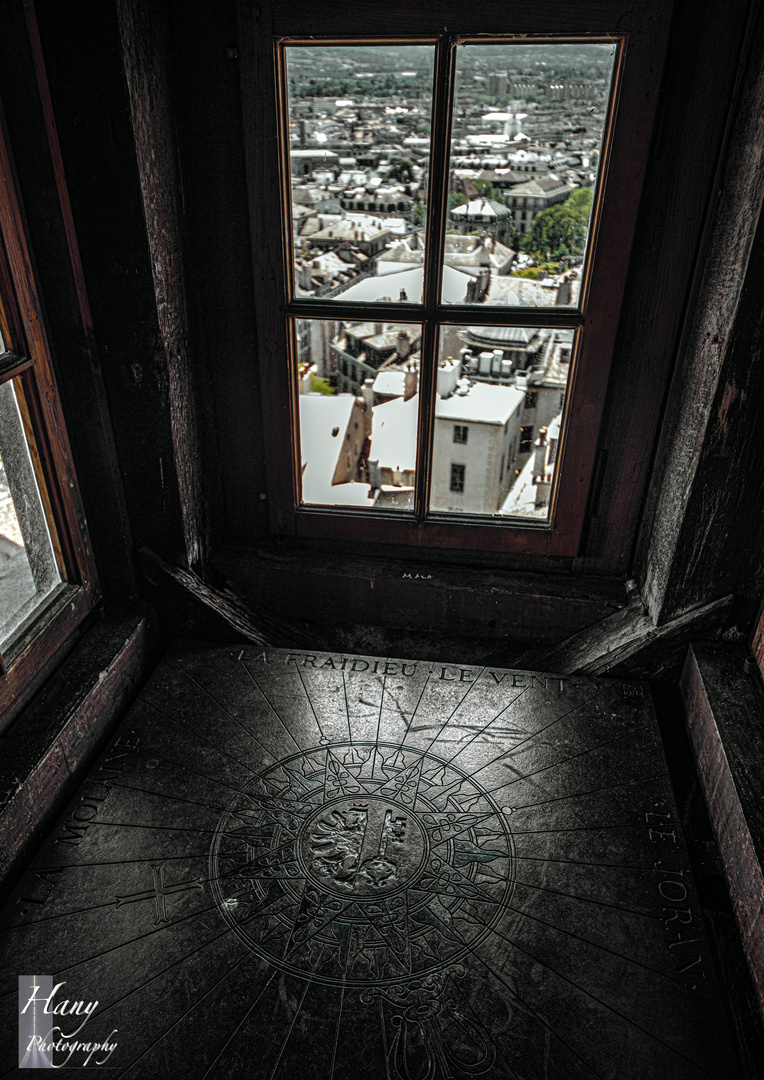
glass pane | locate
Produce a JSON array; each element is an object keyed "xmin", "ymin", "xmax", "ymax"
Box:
[
  {"xmin": 428, "ymin": 324, "xmax": 575, "ymax": 519},
  {"xmin": 0, "ymin": 377, "xmax": 61, "ymax": 650},
  {"xmin": 296, "ymin": 318, "xmax": 422, "ymax": 509},
  {"xmin": 443, "ymin": 41, "xmax": 617, "ymax": 307},
  {"xmin": 284, "ymin": 45, "xmax": 435, "ymax": 304}
]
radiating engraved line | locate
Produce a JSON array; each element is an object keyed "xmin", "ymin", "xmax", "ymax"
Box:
[
  {"xmin": 441, "ymin": 686, "xmax": 529, "ymax": 768},
  {"xmin": 420, "ymin": 666, "xmax": 487, "ymax": 757},
  {"xmin": 53, "ymin": 819, "xmax": 222, "ymax": 835},
  {"xmin": 510, "ymin": 875, "xmax": 661, "ymax": 921},
  {"xmin": 72, "ymin": 912, "xmax": 250, "ymax": 1024},
  {"xmin": 512, "ymin": 853, "xmax": 649, "ymax": 873},
  {"xmin": 118, "ymin": 954, "xmax": 264, "ymax": 1079},
  {"xmin": 39, "ymin": 896, "xmax": 233, "ymax": 979},
  {"xmin": 470, "ymin": 949, "xmax": 606, "ymax": 1080},
  {"xmin": 441, "ymin": 686, "xmax": 614, "ymax": 793},
  {"xmin": 501, "ymin": 894, "xmax": 716, "ymax": 996},
  {"xmin": 20, "ymin": 845, "xmax": 258, "ymax": 941},
  {"xmin": 8, "ymin": 860, "xmax": 246, "ymax": 931},
  {"xmin": 329, "ymin": 944, "xmax": 352, "ymax": 1080},
  {"xmin": 268, "ymin": 954, "xmax": 322, "ymax": 1080},
  {"xmin": 473, "ymin": 910, "xmax": 717, "ymax": 1069},
  {"xmin": 501, "ymin": 771, "xmax": 667, "ymax": 812},
  {"xmin": 173, "ymin": 657, "xmax": 278, "ymax": 762},
  {"xmin": 21, "ymin": 852, "xmax": 213, "ymax": 870},
  {"xmin": 294, "ymin": 664, "xmax": 327, "ymax": 741},
  {"xmin": 480, "ymin": 722, "xmax": 657, "ymax": 798},
  {"xmin": 509, "ymin": 822, "xmax": 643, "ymax": 835},
  {"xmin": 372, "ymin": 671, "xmax": 388, "ymax": 776},
  {"xmin": 341, "ymin": 668, "xmax": 352, "ymax": 745},
  {"xmin": 141, "ymin": 698, "xmax": 263, "ymax": 779},
  {"xmin": 136, "ymin": 752, "xmax": 263, "ymax": 802},
  {"xmin": 199, "ymin": 968, "xmax": 279, "ymax": 1080},
  {"xmin": 0, "ymin": 897, "xmax": 241, "ymax": 1005},
  {"xmin": 401, "ymin": 664, "xmax": 435, "ymax": 736},
  {"xmin": 240, "ymin": 660, "xmax": 304, "ymax": 752},
  {"xmin": 107, "ymin": 779, "xmax": 228, "ymax": 815},
  {"xmin": 379, "ymin": 995, "xmax": 392, "ymax": 1080}
]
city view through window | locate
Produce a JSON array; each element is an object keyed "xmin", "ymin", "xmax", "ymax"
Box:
[{"xmin": 285, "ymin": 41, "xmax": 616, "ymax": 520}]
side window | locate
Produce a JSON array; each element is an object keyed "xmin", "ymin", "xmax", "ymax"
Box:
[{"xmin": 0, "ymin": 108, "xmax": 96, "ymax": 717}]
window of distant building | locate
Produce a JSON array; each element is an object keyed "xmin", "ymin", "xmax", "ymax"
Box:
[
  {"xmin": 450, "ymin": 463, "xmax": 465, "ymax": 493},
  {"xmin": 245, "ymin": 2, "xmax": 672, "ymax": 557}
]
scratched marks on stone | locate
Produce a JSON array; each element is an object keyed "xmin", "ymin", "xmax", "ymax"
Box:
[
  {"xmin": 0, "ymin": 644, "xmax": 736, "ymax": 1080},
  {"xmin": 209, "ymin": 741, "xmax": 514, "ymax": 988}
]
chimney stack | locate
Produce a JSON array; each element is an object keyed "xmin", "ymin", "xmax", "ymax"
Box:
[{"xmin": 404, "ymin": 361, "xmax": 418, "ymax": 401}]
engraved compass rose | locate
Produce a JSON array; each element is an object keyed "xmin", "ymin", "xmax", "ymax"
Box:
[{"xmin": 209, "ymin": 741, "xmax": 515, "ymax": 987}]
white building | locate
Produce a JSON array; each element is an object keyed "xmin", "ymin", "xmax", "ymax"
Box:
[{"xmin": 430, "ymin": 379, "xmax": 525, "ymax": 514}]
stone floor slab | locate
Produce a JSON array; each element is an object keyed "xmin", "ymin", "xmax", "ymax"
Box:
[{"xmin": 0, "ymin": 643, "xmax": 737, "ymax": 1078}]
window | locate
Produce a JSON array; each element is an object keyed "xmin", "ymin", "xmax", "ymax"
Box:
[
  {"xmin": 245, "ymin": 2, "xmax": 672, "ymax": 557},
  {"xmin": 450, "ymin": 463, "xmax": 465, "ymax": 493},
  {"xmin": 0, "ymin": 107, "xmax": 96, "ymax": 718},
  {"xmin": 519, "ymin": 426, "xmax": 534, "ymax": 454},
  {"xmin": 453, "ymin": 425, "xmax": 468, "ymax": 445},
  {"xmin": 524, "ymin": 391, "xmax": 537, "ymax": 410}
]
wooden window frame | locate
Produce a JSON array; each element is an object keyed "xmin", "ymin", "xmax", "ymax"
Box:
[
  {"xmin": 240, "ymin": 1, "xmax": 673, "ymax": 559},
  {"xmin": 0, "ymin": 96, "xmax": 97, "ymax": 713}
]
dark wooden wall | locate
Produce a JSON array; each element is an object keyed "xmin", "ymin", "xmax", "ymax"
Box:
[{"xmin": 2, "ymin": 0, "xmax": 763, "ymax": 665}]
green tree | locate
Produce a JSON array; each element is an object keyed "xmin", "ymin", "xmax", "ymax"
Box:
[
  {"xmin": 448, "ymin": 192, "xmax": 467, "ymax": 209},
  {"xmin": 310, "ymin": 374, "xmax": 336, "ymax": 396},
  {"xmin": 473, "ymin": 181, "xmax": 504, "ymax": 203},
  {"xmin": 520, "ymin": 187, "xmax": 593, "ymax": 262},
  {"xmin": 388, "ymin": 158, "xmax": 415, "ymax": 185}
]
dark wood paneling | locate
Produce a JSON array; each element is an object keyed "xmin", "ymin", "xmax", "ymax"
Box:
[
  {"xmin": 680, "ymin": 642, "xmax": 764, "ymax": 1020},
  {"xmin": 216, "ymin": 542, "xmax": 627, "ymax": 647},
  {"xmin": 34, "ymin": 0, "xmax": 188, "ymax": 564},
  {"xmin": 0, "ymin": 602, "xmax": 161, "ymax": 901},
  {"xmin": 116, "ymin": 0, "xmax": 207, "ymax": 575},
  {"xmin": 168, "ymin": 0, "xmax": 269, "ymax": 544},
  {"xmin": 646, "ymin": 191, "xmax": 764, "ymax": 626},
  {"xmin": 581, "ymin": 0, "xmax": 756, "ymax": 575},
  {"xmin": 635, "ymin": 3, "xmax": 764, "ymax": 624}
]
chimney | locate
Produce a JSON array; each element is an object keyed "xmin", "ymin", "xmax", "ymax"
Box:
[
  {"xmin": 404, "ymin": 361, "xmax": 418, "ymax": 401},
  {"xmin": 396, "ymin": 331, "xmax": 411, "ymax": 359},
  {"xmin": 532, "ymin": 427, "xmax": 548, "ymax": 483}
]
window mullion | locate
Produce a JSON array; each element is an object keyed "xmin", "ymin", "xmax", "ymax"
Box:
[
  {"xmin": 415, "ymin": 35, "xmax": 456, "ymax": 522},
  {"xmin": 422, "ymin": 34, "xmax": 456, "ymax": 316},
  {"xmin": 0, "ymin": 350, "xmax": 33, "ymax": 385}
]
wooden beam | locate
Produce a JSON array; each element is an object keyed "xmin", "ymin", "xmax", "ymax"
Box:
[
  {"xmin": 138, "ymin": 546, "xmax": 317, "ymax": 649},
  {"xmin": 115, "ymin": 0, "xmax": 206, "ymax": 574},
  {"xmin": 516, "ymin": 584, "xmax": 733, "ymax": 678}
]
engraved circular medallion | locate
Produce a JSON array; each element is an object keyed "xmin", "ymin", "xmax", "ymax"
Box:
[
  {"xmin": 210, "ymin": 741, "xmax": 515, "ymax": 986},
  {"xmin": 299, "ymin": 796, "xmax": 428, "ymax": 898}
]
